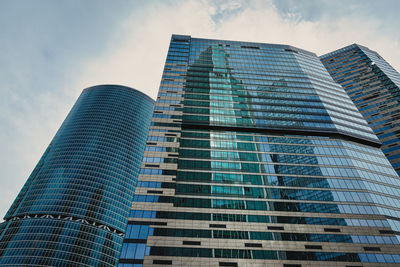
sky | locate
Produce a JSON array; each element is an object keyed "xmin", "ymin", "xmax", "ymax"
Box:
[{"xmin": 1, "ymin": 0, "xmax": 400, "ymax": 218}]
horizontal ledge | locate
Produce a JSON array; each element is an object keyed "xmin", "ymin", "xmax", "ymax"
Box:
[{"xmin": 181, "ymin": 123, "xmax": 381, "ymax": 148}]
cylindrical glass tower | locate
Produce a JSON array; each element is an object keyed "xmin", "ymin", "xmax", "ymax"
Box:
[{"xmin": 0, "ymin": 85, "xmax": 154, "ymax": 266}]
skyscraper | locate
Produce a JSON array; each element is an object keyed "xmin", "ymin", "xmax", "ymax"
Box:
[
  {"xmin": 118, "ymin": 35, "xmax": 400, "ymax": 266},
  {"xmin": 320, "ymin": 44, "xmax": 400, "ymax": 176},
  {"xmin": 0, "ymin": 85, "xmax": 154, "ymax": 266}
]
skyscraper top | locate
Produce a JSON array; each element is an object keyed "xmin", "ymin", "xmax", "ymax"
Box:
[
  {"xmin": 82, "ymin": 84, "xmax": 155, "ymax": 102},
  {"xmin": 169, "ymin": 34, "xmax": 379, "ymax": 145},
  {"xmin": 0, "ymin": 84, "xmax": 154, "ymax": 266},
  {"xmin": 321, "ymin": 43, "xmax": 400, "ymax": 176},
  {"xmin": 321, "ymin": 44, "xmax": 400, "ymax": 89}
]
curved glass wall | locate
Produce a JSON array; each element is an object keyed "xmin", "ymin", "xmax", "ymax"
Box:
[
  {"xmin": 182, "ymin": 40, "xmax": 378, "ymax": 144},
  {"xmin": 0, "ymin": 85, "xmax": 154, "ymax": 266},
  {"xmin": 120, "ymin": 35, "xmax": 400, "ymax": 266}
]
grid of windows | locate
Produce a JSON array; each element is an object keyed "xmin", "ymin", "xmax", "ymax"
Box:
[
  {"xmin": 321, "ymin": 44, "xmax": 400, "ymax": 176},
  {"xmin": 0, "ymin": 85, "xmax": 154, "ymax": 266},
  {"xmin": 120, "ymin": 35, "xmax": 400, "ymax": 266}
]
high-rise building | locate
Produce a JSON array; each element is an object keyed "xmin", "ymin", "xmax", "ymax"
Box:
[
  {"xmin": 118, "ymin": 35, "xmax": 400, "ymax": 266},
  {"xmin": 0, "ymin": 85, "xmax": 154, "ymax": 266},
  {"xmin": 320, "ymin": 45, "xmax": 400, "ymax": 176},
  {"xmin": 3, "ymin": 37, "xmax": 400, "ymax": 267}
]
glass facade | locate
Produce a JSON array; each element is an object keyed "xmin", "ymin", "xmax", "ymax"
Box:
[
  {"xmin": 119, "ymin": 36, "xmax": 400, "ymax": 266},
  {"xmin": 0, "ymin": 85, "xmax": 154, "ymax": 266},
  {"xmin": 321, "ymin": 44, "xmax": 400, "ymax": 176}
]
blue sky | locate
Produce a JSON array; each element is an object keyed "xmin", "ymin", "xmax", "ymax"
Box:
[{"xmin": 1, "ymin": 0, "xmax": 400, "ymax": 218}]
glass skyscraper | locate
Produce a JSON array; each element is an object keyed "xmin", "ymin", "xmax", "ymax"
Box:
[
  {"xmin": 0, "ymin": 85, "xmax": 154, "ymax": 266},
  {"xmin": 118, "ymin": 35, "xmax": 400, "ymax": 266},
  {"xmin": 320, "ymin": 44, "xmax": 400, "ymax": 176}
]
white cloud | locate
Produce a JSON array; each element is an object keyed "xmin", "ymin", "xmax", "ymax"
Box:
[
  {"xmin": 74, "ymin": 0, "xmax": 400, "ymax": 99},
  {"xmin": 75, "ymin": 0, "xmax": 217, "ymax": 99},
  {"xmin": 2, "ymin": 0, "xmax": 400, "ymax": 218}
]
